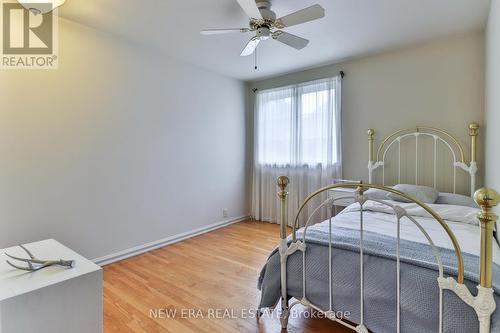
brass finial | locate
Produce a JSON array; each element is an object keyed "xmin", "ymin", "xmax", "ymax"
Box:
[
  {"xmin": 469, "ymin": 122, "xmax": 480, "ymax": 136},
  {"xmin": 277, "ymin": 176, "xmax": 290, "ymax": 200},
  {"xmin": 474, "ymin": 188, "xmax": 500, "ymax": 223},
  {"xmin": 367, "ymin": 129, "xmax": 375, "ymax": 139},
  {"xmin": 368, "ymin": 129, "xmax": 375, "ymax": 162},
  {"xmin": 277, "ymin": 176, "xmax": 289, "ymax": 190}
]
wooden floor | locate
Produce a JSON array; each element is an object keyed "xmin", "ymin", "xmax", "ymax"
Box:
[{"xmin": 103, "ymin": 220, "xmax": 352, "ymax": 333}]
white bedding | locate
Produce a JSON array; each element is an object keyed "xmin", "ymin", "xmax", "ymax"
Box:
[{"xmin": 334, "ymin": 199, "xmax": 500, "ymax": 265}]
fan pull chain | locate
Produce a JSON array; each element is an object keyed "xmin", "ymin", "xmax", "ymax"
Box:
[{"xmin": 254, "ymin": 45, "xmax": 258, "ymax": 70}]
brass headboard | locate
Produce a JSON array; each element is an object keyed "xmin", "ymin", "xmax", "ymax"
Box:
[{"xmin": 367, "ymin": 123, "xmax": 479, "ymax": 196}]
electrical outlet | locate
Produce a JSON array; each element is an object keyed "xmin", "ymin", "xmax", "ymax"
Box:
[{"xmin": 223, "ymin": 208, "xmax": 228, "ymax": 218}]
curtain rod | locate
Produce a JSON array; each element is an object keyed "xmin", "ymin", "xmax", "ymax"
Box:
[{"xmin": 252, "ymin": 71, "xmax": 345, "ymax": 93}]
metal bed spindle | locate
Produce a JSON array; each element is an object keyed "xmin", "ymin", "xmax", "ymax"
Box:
[{"xmin": 359, "ymin": 204, "xmax": 366, "ymax": 332}]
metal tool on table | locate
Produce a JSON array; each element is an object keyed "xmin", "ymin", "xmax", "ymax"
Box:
[{"xmin": 5, "ymin": 244, "xmax": 74, "ymax": 272}]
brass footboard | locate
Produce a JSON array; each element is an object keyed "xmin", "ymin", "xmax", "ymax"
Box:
[{"xmin": 276, "ymin": 176, "xmax": 499, "ymax": 332}]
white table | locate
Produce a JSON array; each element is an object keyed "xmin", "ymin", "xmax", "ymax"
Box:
[
  {"xmin": 328, "ymin": 187, "xmax": 357, "ymax": 214},
  {"xmin": 0, "ymin": 239, "xmax": 102, "ymax": 333}
]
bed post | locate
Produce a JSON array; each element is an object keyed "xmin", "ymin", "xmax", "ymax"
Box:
[
  {"xmin": 469, "ymin": 123, "xmax": 479, "ymax": 195},
  {"xmin": 474, "ymin": 187, "xmax": 499, "ymax": 332},
  {"xmin": 277, "ymin": 176, "xmax": 290, "ymax": 329},
  {"xmin": 367, "ymin": 129, "xmax": 375, "ymax": 184}
]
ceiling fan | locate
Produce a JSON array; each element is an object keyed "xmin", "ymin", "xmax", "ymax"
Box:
[{"xmin": 201, "ymin": 0, "xmax": 325, "ymax": 57}]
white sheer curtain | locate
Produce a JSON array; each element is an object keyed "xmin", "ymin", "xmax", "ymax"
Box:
[{"xmin": 251, "ymin": 76, "xmax": 342, "ymax": 226}]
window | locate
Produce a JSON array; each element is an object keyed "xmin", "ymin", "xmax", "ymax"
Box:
[{"xmin": 255, "ymin": 76, "xmax": 342, "ymax": 168}]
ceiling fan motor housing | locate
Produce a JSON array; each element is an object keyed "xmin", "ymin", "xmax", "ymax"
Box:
[
  {"xmin": 255, "ymin": 0, "xmax": 276, "ymax": 20},
  {"xmin": 255, "ymin": 0, "xmax": 271, "ymax": 10}
]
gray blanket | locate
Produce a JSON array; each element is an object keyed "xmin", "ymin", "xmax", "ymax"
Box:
[{"xmin": 258, "ymin": 223, "xmax": 500, "ymax": 333}]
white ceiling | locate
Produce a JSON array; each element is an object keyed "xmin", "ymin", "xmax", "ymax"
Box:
[{"xmin": 59, "ymin": 0, "xmax": 491, "ymax": 81}]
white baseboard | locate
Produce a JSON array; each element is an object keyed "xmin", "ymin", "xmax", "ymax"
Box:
[{"xmin": 92, "ymin": 215, "xmax": 249, "ymax": 266}]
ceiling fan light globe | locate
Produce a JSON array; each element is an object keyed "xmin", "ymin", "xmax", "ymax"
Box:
[{"xmin": 256, "ymin": 27, "xmax": 271, "ymax": 38}]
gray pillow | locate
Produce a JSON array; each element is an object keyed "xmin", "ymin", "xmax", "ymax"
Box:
[
  {"xmin": 365, "ymin": 187, "xmax": 392, "ymax": 200},
  {"xmin": 386, "ymin": 184, "xmax": 439, "ymax": 204},
  {"xmin": 436, "ymin": 192, "xmax": 477, "ymax": 208}
]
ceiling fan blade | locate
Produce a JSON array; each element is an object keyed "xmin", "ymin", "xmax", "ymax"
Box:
[
  {"xmin": 235, "ymin": 0, "xmax": 262, "ymax": 19},
  {"xmin": 201, "ymin": 28, "xmax": 249, "ymax": 35},
  {"xmin": 275, "ymin": 4, "xmax": 325, "ymax": 28},
  {"xmin": 240, "ymin": 37, "xmax": 260, "ymax": 56},
  {"xmin": 273, "ymin": 31, "xmax": 309, "ymax": 50}
]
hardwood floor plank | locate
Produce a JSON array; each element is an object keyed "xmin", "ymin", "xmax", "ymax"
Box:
[{"xmin": 104, "ymin": 220, "xmax": 353, "ymax": 333}]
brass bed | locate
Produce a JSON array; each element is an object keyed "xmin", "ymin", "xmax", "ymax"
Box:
[{"xmin": 262, "ymin": 123, "xmax": 499, "ymax": 332}]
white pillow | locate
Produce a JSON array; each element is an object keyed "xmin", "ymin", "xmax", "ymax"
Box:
[
  {"xmin": 365, "ymin": 187, "xmax": 392, "ymax": 200},
  {"xmin": 386, "ymin": 184, "xmax": 439, "ymax": 204},
  {"xmin": 436, "ymin": 192, "xmax": 477, "ymax": 208}
]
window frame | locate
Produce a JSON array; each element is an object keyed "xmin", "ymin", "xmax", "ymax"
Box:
[{"xmin": 254, "ymin": 76, "xmax": 342, "ymax": 168}]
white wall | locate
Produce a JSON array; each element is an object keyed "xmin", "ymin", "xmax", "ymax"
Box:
[
  {"xmin": 0, "ymin": 20, "xmax": 248, "ymax": 260},
  {"xmin": 249, "ymin": 32, "xmax": 485, "ymax": 195},
  {"xmin": 486, "ymin": 0, "xmax": 500, "ymax": 193}
]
